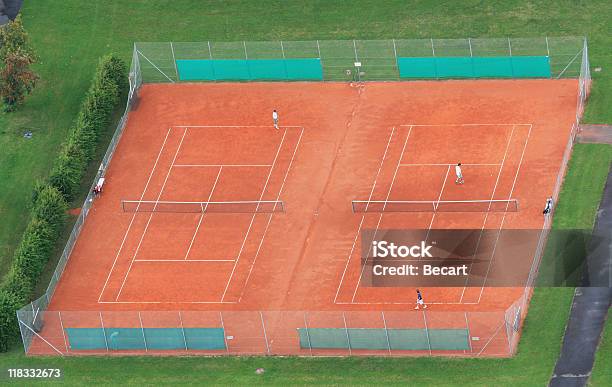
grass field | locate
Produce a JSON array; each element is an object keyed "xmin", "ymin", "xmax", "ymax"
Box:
[{"xmin": 0, "ymin": 0, "xmax": 610, "ymax": 385}]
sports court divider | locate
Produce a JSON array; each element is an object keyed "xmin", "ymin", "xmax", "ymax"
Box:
[{"xmin": 20, "ymin": 310, "xmax": 517, "ymax": 357}]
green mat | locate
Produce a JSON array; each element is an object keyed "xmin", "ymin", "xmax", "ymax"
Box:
[
  {"xmin": 397, "ymin": 56, "xmax": 550, "ymax": 79},
  {"xmin": 298, "ymin": 327, "xmax": 469, "ymax": 351},
  {"xmin": 65, "ymin": 327, "xmax": 226, "ymax": 351},
  {"xmin": 176, "ymin": 58, "xmax": 323, "ymax": 81}
]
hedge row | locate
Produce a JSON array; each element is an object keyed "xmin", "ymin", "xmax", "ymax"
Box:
[
  {"xmin": 49, "ymin": 54, "xmax": 127, "ymax": 200},
  {"xmin": 0, "ymin": 54, "xmax": 127, "ymax": 351}
]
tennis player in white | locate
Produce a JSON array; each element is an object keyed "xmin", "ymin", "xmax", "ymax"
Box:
[
  {"xmin": 272, "ymin": 109, "xmax": 279, "ymax": 129},
  {"xmin": 455, "ymin": 163, "xmax": 464, "ymax": 185}
]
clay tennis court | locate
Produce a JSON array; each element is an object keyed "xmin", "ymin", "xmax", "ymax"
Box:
[{"xmin": 31, "ymin": 79, "xmax": 578, "ymax": 356}]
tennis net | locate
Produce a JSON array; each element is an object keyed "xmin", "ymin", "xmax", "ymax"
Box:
[
  {"xmin": 352, "ymin": 199, "xmax": 519, "ymax": 213},
  {"xmin": 122, "ymin": 200, "xmax": 285, "ymax": 213}
]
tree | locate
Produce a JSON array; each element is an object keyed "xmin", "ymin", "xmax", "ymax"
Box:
[
  {"xmin": 0, "ymin": 49, "xmax": 38, "ymax": 111},
  {"xmin": 0, "ymin": 15, "xmax": 34, "ymax": 61},
  {"xmin": 0, "ymin": 14, "xmax": 37, "ymax": 111}
]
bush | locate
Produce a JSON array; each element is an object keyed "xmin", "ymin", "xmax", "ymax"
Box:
[
  {"xmin": 13, "ymin": 219, "xmax": 55, "ymax": 282},
  {"xmin": 31, "ymin": 185, "xmax": 68, "ymax": 228},
  {"xmin": 0, "ymin": 290, "xmax": 22, "ymax": 352},
  {"xmin": 2, "ymin": 267, "xmax": 33, "ymax": 305},
  {"xmin": 49, "ymin": 54, "xmax": 126, "ymax": 201}
]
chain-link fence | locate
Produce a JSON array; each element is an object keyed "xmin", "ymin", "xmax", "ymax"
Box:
[
  {"xmin": 134, "ymin": 37, "xmax": 587, "ymax": 82},
  {"xmin": 18, "ymin": 310, "xmax": 518, "ymax": 357},
  {"xmin": 16, "ymin": 37, "xmax": 591, "ymax": 356}
]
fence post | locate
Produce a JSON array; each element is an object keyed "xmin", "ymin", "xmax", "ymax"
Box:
[
  {"xmin": 259, "ymin": 311, "xmax": 270, "ymax": 355},
  {"xmin": 545, "ymin": 36, "xmax": 550, "ymax": 57},
  {"xmin": 430, "ymin": 38, "xmax": 436, "ymax": 56},
  {"xmin": 468, "ymin": 38, "xmax": 473, "ymax": 56},
  {"xmin": 342, "ymin": 312, "xmax": 352, "ymax": 355},
  {"xmin": 219, "ymin": 312, "xmax": 229, "ymax": 353},
  {"xmin": 353, "ymin": 39, "xmax": 359, "ymax": 61},
  {"xmin": 170, "ymin": 42, "xmax": 179, "ymax": 81},
  {"xmin": 178, "ymin": 312, "xmax": 188, "ymax": 351},
  {"xmin": 138, "ymin": 312, "xmax": 148, "ymax": 352},
  {"xmin": 422, "ymin": 311, "xmax": 432, "ymax": 355},
  {"xmin": 464, "ymin": 312, "xmax": 472, "ymax": 353},
  {"xmin": 58, "ymin": 312, "xmax": 69, "ymax": 353},
  {"xmin": 99, "ymin": 312, "xmax": 109, "ymax": 352},
  {"xmin": 508, "ymin": 37, "xmax": 513, "ymax": 56},
  {"xmin": 243, "ymin": 41, "xmax": 248, "ymax": 59},
  {"xmin": 303, "ymin": 312, "xmax": 313, "ymax": 356},
  {"xmin": 381, "ymin": 312, "xmax": 392, "ymax": 355},
  {"xmin": 280, "ymin": 40, "xmax": 285, "ymax": 58}
]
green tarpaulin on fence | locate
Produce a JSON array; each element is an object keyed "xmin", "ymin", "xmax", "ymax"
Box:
[
  {"xmin": 397, "ymin": 56, "xmax": 551, "ymax": 79},
  {"xmin": 297, "ymin": 328, "xmax": 469, "ymax": 351},
  {"xmin": 65, "ymin": 327, "xmax": 226, "ymax": 350},
  {"xmin": 176, "ymin": 59, "xmax": 323, "ymax": 81}
]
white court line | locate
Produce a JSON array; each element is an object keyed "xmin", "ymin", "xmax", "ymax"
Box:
[
  {"xmin": 237, "ymin": 128, "xmax": 304, "ymax": 302},
  {"xmin": 220, "ymin": 129, "xmax": 288, "ymax": 302},
  {"xmin": 173, "ymin": 125, "xmax": 303, "ymax": 128},
  {"xmin": 476, "ymin": 124, "xmax": 532, "ymax": 303},
  {"xmin": 174, "ymin": 164, "xmax": 272, "ymax": 168},
  {"xmin": 350, "ymin": 126, "xmax": 412, "ymax": 303},
  {"xmin": 100, "ymin": 301, "xmax": 238, "ymax": 304},
  {"xmin": 97, "ymin": 128, "xmax": 172, "ymax": 303},
  {"xmin": 334, "ymin": 301, "xmax": 480, "ymax": 305},
  {"xmin": 401, "ymin": 163, "xmax": 501, "ymax": 167},
  {"xmin": 400, "ymin": 123, "xmax": 532, "ymax": 127},
  {"xmin": 333, "ymin": 127, "xmax": 397, "ymax": 304},
  {"xmin": 425, "ymin": 165, "xmax": 451, "ymax": 238},
  {"xmin": 459, "ymin": 125, "xmax": 515, "ymax": 303},
  {"xmin": 114, "ymin": 128, "xmax": 188, "ymax": 301},
  {"xmin": 183, "ymin": 166, "xmax": 223, "ymax": 260},
  {"xmin": 134, "ymin": 259, "xmax": 235, "ymax": 262}
]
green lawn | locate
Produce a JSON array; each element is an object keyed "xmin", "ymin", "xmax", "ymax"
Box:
[
  {"xmin": 591, "ymin": 317, "xmax": 612, "ymax": 386},
  {"xmin": 0, "ymin": 0, "xmax": 610, "ymax": 385}
]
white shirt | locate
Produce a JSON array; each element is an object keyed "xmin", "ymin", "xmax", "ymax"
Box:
[
  {"xmin": 455, "ymin": 165, "xmax": 462, "ymax": 177},
  {"xmin": 272, "ymin": 111, "xmax": 278, "ymax": 120}
]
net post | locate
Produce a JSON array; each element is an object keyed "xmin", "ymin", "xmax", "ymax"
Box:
[
  {"xmin": 259, "ymin": 311, "xmax": 270, "ymax": 355},
  {"xmin": 58, "ymin": 311, "xmax": 69, "ymax": 353},
  {"xmin": 99, "ymin": 312, "xmax": 109, "ymax": 352},
  {"xmin": 381, "ymin": 311, "xmax": 392, "ymax": 355},
  {"xmin": 342, "ymin": 312, "xmax": 352, "ymax": 355},
  {"xmin": 422, "ymin": 310, "xmax": 432, "ymax": 355},
  {"xmin": 303, "ymin": 312, "xmax": 313, "ymax": 355},
  {"xmin": 138, "ymin": 312, "xmax": 148, "ymax": 352},
  {"xmin": 178, "ymin": 311, "xmax": 188, "ymax": 351}
]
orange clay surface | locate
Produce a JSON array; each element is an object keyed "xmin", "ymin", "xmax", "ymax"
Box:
[{"xmin": 40, "ymin": 80, "xmax": 578, "ymax": 356}]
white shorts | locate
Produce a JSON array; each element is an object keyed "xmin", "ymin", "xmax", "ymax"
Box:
[
  {"xmin": 456, "ymin": 173, "xmax": 463, "ymax": 179},
  {"xmin": 416, "ymin": 299, "xmax": 424, "ymax": 305}
]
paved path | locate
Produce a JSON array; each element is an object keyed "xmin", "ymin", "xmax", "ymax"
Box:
[
  {"xmin": 549, "ymin": 163, "xmax": 612, "ymax": 387},
  {"xmin": 577, "ymin": 124, "xmax": 612, "ymax": 144}
]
